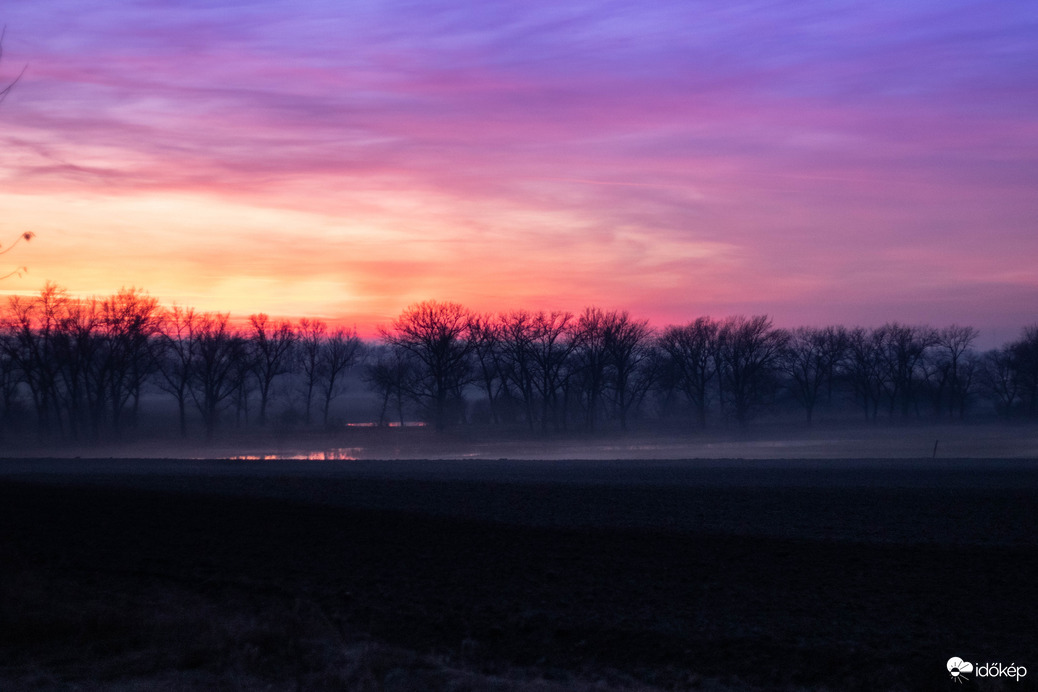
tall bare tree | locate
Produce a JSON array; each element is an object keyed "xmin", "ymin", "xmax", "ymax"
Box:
[
  {"xmin": 381, "ymin": 301, "xmax": 474, "ymax": 430},
  {"xmin": 297, "ymin": 318, "xmax": 326, "ymax": 426},
  {"xmin": 658, "ymin": 317, "xmax": 719, "ymax": 429},
  {"xmin": 780, "ymin": 326, "xmax": 848, "ymax": 423},
  {"xmin": 716, "ymin": 315, "xmax": 788, "ymax": 425},
  {"xmin": 1011, "ymin": 325, "xmax": 1038, "ymax": 417},
  {"xmin": 980, "ymin": 345, "xmax": 1020, "ymax": 418},
  {"xmin": 187, "ymin": 312, "xmax": 242, "ymax": 439},
  {"xmin": 467, "ymin": 314, "xmax": 506, "ymax": 425},
  {"xmin": 318, "ymin": 326, "xmax": 363, "ymax": 427},
  {"xmin": 0, "ymin": 322, "xmax": 21, "ymax": 427},
  {"xmin": 875, "ymin": 323, "xmax": 938, "ymax": 419},
  {"xmin": 845, "ymin": 328, "xmax": 876, "ymax": 421},
  {"xmin": 923, "ymin": 325, "xmax": 979, "ymax": 419},
  {"xmin": 498, "ymin": 310, "xmax": 539, "ymax": 431},
  {"xmin": 572, "ymin": 307, "xmax": 609, "ymax": 430},
  {"xmin": 155, "ymin": 306, "xmax": 199, "ymax": 437},
  {"xmin": 364, "ymin": 344, "xmax": 414, "ymax": 427},
  {"xmin": 100, "ymin": 288, "xmax": 160, "ymax": 433},
  {"xmin": 529, "ymin": 311, "xmax": 577, "ymax": 433},
  {"xmin": 4, "ymin": 283, "xmax": 66, "ymax": 436},
  {"xmin": 603, "ymin": 311, "xmax": 655, "ymax": 431},
  {"xmin": 247, "ymin": 314, "xmax": 296, "ymax": 427}
]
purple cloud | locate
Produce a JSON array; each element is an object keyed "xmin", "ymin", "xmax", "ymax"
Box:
[{"xmin": 1, "ymin": 0, "xmax": 1036, "ymax": 337}]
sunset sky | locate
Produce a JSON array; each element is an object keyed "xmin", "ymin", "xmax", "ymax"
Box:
[{"xmin": 1, "ymin": 1, "xmax": 1036, "ymax": 342}]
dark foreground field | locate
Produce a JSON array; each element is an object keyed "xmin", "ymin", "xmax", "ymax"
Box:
[{"xmin": 2, "ymin": 457, "xmax": 1037, "ymax": 691}]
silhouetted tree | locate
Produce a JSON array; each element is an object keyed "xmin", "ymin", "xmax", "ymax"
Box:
[
  {"xmin": 4, "ymin": 284, "xmax": 66, "ymax": 436},
  {"xmin": 924, "ymin": 325, "xmax": 979, "ymax": 419},
  {"xmin": 155, "ymin": 305, "xmax": 199, "ymax": 437},
  {"xmin": 187, "ymin": 312, "xmax": 242, "ymax": 439},
  {"xmin": 498, "ymin": 310, "xmax": 540, "ymax": 430},
  {"xmin": 0, "ymin": 323, "xmax": 21, "ymax": 426},
  {"xmin": 658, "ymin": 317, "xmax": 719, "ymax": 429},
  {"xmin": 847, "ymin": 327, "xmax": 886, "ymax": 421},
  {"xmin": 572, "ymin": 308, "xmax": 609, "ymax": 430},
  {"xmin": 297, "ymin": 318, "xmax": 326, "ymax": 426},
  {"xmin": 981, "ymin": 345, "xmax": 1021, "ymax": 418},
  {"xmin": 381, "ymin": 301, "xmax": 474, "ymax": 430},
  {"xmin": 468, "ymin": 314, "xmax": 510, "ymax": 425},
  {"xmin": 875, "ymin": 323, "xmax": 938, "ymax": 419},
  {"xmin": 781, "ymin": 326, "xmax": 848, "ymax": 423},
  {"xmin": 364, "ymin": 344, "xmax": 415, "ymax": 427},
  {"xmin": 317, "ymin": 325, "xmax": 363, "ymax": 427},
  {"xmin": 716, "ymin": 315, "xmax": 788, "ymax": 425},
  {"xmin": 1011, "ymin": 325, "xmax": 1038, "ymax": 417},
  {"xmin": 529, "ymin": 310, "xmax": 577, "ymax": 433},
  {"xmin": 53, "ymin": 296, "xmax": 100, "ymax": 439},
  {"xmin": 100, "ymin": 288, "xmax": 160, "ymax": 433},
  {"xmin": 603, "ymin": 311, "xmax": 655, "ymax": 431},
  {"xmin": 247, "ymin": 314, "xmax": 296, "ymax": 427}
]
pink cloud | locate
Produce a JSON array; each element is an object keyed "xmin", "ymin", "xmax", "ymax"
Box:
[{"xmin": 1, "ymin": 0, "xmax": 1036, "ymax": 337}]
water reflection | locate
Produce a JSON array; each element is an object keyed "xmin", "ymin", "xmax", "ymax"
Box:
[{"xmin": 230, "ymin": 448, "xmax": 362, "ymax": 461}]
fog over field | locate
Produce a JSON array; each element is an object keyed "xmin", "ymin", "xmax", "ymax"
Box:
[{"xmin": 6, "ymin": 420, "xmax": 1038, "ymax": 462}]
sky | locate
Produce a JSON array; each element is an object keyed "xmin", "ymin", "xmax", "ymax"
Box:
[{"xmin": 1, "ymin": 0, "xmax": 1036, "ymax": 343}]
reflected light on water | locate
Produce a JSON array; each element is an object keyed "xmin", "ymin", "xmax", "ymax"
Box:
[{"xmin": 229, "ymin": 448, "xmax": 362, "ymax": 461}]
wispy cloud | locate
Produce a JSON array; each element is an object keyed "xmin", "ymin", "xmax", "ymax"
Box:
[{"xmin": 1, "ymin": 0, "xmax": 1036, "ymax": 334}]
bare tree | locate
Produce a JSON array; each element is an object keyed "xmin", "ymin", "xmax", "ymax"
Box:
[
  {"xmin": 529, "ymin": 311, "xmax": 577, "ymax": 433},
  {"xmin": 0, "ymin": 321, "xmax": 22, "ymax": 428},
  {"xmin": 780, "ymin": 326, "xmax": 848, "ymax": 423},
  {"xmin": 1011, "ymin": 325, "xmax": 1038, "ymax": 417},
  {"xmin": 155, "ymin": 306, "xmax": 199, "ymax": 437},
  {"xmin": 381, "ymin": 301, "xmax": 474, "ymax": 430},
  {"xmin": 602, "ymin": 311, "xmax": 654, "ymax": 431},
  {"xmin": 100, "ymin": 288, "xmax": 160, "ymax": 433},
  {"xmin": 923, "ymin": 325, "xmax": 979, "ymax": 419},
  {"xmin": 297, "ymin": 318, "xmax": 326, "ymax": 426},
  {"xmin": 981, "ymin": 345, "xmax": 1021, "ymax": 418},
  {"xmin": 364, "ymin": 344, "xmax": 414, "ymax": 427},
  {"xmin": 875, "ymin": 323, "xmax": 938, "ymax": 419},
  {"xmin": 846, "ymin": 327, "xmax": 882, "ymax": 421},
  {"xmin": 53, "ymin": 296, "xmax": 101, "ymax": 439},
  {"xmin": 716, "ymin": 315, "xmax": 788, "ymax": 425},
  {"xmin": 498, "ymin": 310, "xmax": 539, "ymax": 431},
  {"xmin": 187, "ymin": 312, "xmax": 242, "ymax": 439},
  {"xmin": 572, "ymin": 307, "xmax": 609, "ymax": 430},
  {"xmin": 658, "ymin": 317, "xmax": 719, "ymax": 429},
  {"xmin": 318, "ymin": 326, "xmax": 363, "ymax": 427},
  {"xmin": 247, "ymin": 314, "xmax": 296, "ymax": 427},
  {"xmin": 4, "ymin": 284, "xmax": 67, "ymax": 436},
  {"xmin": 468, "ymin": 314, "xmax": 506, "ymax": 425}
]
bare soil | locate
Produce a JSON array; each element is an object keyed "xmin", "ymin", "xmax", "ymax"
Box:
[{"xmin": 1, "ymin": 456, "xmax": 1036, "ymax": 691}]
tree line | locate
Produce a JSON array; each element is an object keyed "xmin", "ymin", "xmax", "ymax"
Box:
[
  {"xmin": 2, "ymin": 284, "xmax": 1037, "ymax": 441},
  {"xmin": 0, "ymin": 284, "xmax": 361, "ymax": 441},
  {"xmin": 373, "ymin": 304, "xmax": 1030, "ymax": 432}
]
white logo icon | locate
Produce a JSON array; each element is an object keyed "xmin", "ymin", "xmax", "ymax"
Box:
[{"xmin": 948, "ymin": 657, "xmax": 974, "ymax": 683}]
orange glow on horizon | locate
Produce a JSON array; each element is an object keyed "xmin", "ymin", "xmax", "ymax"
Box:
[{"xmin": 2, "ymin": 1, "xmax": 1036, "ymax": 345}]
